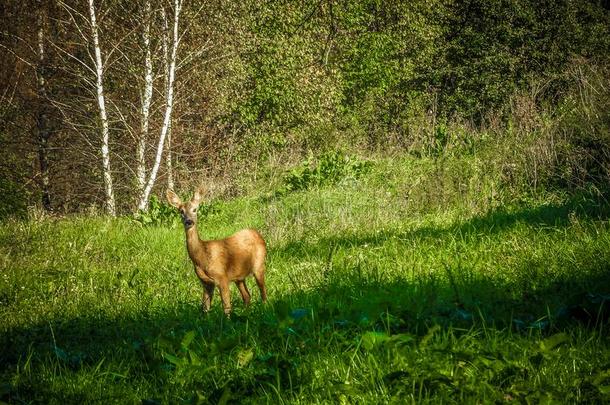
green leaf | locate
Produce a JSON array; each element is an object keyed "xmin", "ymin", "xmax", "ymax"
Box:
[
  {"xmin": 188, "ymin": 350, "xmax": 202, "ymax": 366},
  {"xmin": 420, "ymin": 325, "xmax": 441, "ymax": 348},
  {"xmin": 361, "ymin": 331, "xmax": 389, "ymax": 350},
  {"xmin": 163, "ymin": 352, "xmax": 183, "ymax": 366},
  {"xmin": 592, "ymin": 369, "xmax": 610, "ymax": 393},
  {"xmin": 237, "ymin": 348, "xmax": 254, "ymax": 368},
  {"xmin": 598, "ymin": 385, "xmax": 610, "ymax": 395},
  {"xmin": 181, "ymin": 330, "xmax": 196, "ymax": 351},
  {"xmin": 218, "ymin": 386, "xmax": 232, "ymax": 405},
  {"xmin": 539, "ymin": 333, "xmax": 569, "ymax": 352},
  {"xmin": 332, "ymin": 382, "xmax": 360, "ymax": 396},
  {"xmin": 388, "ymin": 333, "xmax": 415, "ymax": 346}
]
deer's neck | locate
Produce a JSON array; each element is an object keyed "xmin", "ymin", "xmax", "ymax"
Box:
[{"xmin": 185, "ymin": 225, "xmax": 207, "ymax": 265}]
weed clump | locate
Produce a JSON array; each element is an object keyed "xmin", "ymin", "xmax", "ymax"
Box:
[
  {"xmin": 132, "ymin": 195, "xmax": 177, "ymax": 226},
  {"xmin": 280, "ymin": 151, "xmax": 372, "ymax": 194}
]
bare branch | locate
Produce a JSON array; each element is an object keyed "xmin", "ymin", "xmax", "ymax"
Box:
[
  {"xmin": 47, "ymin": 39, "xmax": 96, "ymax": 76},
  {"xmin": 0, "ymin": 43, "xmax": 36, "ymax": 69}
]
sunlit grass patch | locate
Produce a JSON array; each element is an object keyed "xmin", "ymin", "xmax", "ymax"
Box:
[{"xmin": 1, "ymin": 156, "xmax": 610, "ymax": 403}]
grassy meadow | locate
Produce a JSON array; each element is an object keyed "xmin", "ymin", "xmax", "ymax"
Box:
[{"xmin": 2, "ymin": 154, "xmax": 610, "ymax": 403}]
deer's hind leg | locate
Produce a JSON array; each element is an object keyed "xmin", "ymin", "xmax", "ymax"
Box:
[
  {"xmin": 236, "ymin": 280, "xmax": 251, "ymax": 306},
  {"xmin": 218, "ymin": 278, "xmax": 233, "ymax": 316},
  {"xmin": 252, "ymin": 264, "xmax": 267, "ymax": 303}
]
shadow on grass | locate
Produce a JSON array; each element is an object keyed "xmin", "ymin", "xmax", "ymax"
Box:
[
  {"xmin": 2, "ymin": 256, "xmax": 608, "ymax": 368},
  {"xmin": 2, "ymin": 276, "xmax": 609, "ymax": 403}
]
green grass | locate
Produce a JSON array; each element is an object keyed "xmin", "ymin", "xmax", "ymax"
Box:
[{"xmin": 2, "ymin": 156, "xmax": 610, "ymax": 403}]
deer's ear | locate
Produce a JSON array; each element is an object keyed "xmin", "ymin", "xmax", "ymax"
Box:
[
  {"xmin": 166, "ymin": 190, "xmax": 182, "ymax": 208},
  {"xmin": 192, "ymin": 187, "xmax": 205, "ymax": 205}
]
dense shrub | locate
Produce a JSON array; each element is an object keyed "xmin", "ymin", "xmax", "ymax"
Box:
[
  {"xmin": 553, "ymin": 62, "xmax": 610, "ymax": 189},
  {"xmin": 493, "ymin": 60, "xmax": 610, "ymax": 194},
  {"xmin": 227, "ymin": 0, "xmax": 610, "ymax": 146},
  {"xmin": 0, "ymin": 177, "xmax": 27, "ymax": 220}
]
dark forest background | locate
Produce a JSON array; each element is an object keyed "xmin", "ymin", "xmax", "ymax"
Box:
[{"xmin": 1, "ymin": 0, "xmax": 609, "ymax": 216}]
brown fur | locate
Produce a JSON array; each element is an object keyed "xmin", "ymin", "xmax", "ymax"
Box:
[{"xmin": 167, "ymin": 188, "xmax": 267, "ymax": 315}]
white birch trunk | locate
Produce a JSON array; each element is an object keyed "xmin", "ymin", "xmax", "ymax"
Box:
[
  {"xmin": 162, "ymin": 9, "xmax": 175, "ymax": 191},
  {"xmin": 138, "ymin": 0, "xmax": 182, "ymax": 211},
  {"xmin": 136, "ymin": 0, "xmax": 153, "ymax": 197},
  {"xmin": 166, "ymin": 124, "xmax": 175, "ymax": 191},
  {"xmin": 88, "ymin": 0, "xmax": 116, "ymax": 215}
]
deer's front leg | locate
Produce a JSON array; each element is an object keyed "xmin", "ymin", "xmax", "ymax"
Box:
[
  {"xmin": 218, "ymin": 278, "xmax": 232, "ymax": 316},
  {"xmin": 201, "ymin": 281, "xmax": 215, "ymax": 313}
]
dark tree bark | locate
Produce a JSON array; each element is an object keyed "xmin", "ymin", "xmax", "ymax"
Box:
[{"xmin": 36, "ymin": 1, "xmax": 51, "ymax": 211}]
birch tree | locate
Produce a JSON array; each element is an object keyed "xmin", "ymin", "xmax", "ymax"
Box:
[
  {"xmin": 88, "ymin": 0, "xmax": 116, "ymax": 215},
  {"xmin": 136, "ymin": 0, "xmax": 154, "ymax": 198},
  {"xmin": 162, "ymin": 7, "xmax": 175, "ymax": 191},
  {"xmin": 36, "ymin": 1, "xmax": 52, "ymax": 211},
  {"xmin": 137, "ymin": 0, "xmax": 183, "ymax": 211}
]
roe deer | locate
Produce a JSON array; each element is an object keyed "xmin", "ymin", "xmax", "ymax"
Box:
[{"xmin": 167, "ymin": 188, "xmax": 267, "ymax": 316}]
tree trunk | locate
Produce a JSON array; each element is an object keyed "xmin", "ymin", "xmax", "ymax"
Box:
[
  {"xmin": 136, "ymin": 0, "xmax": 153, "ymax": 199},
  {"xmin": 88, "ymin": 0, "xmax": 116, "ymax": 215},
  {"xmin": 138, "ymin": 0, "xmax": 182, "ymax": 211},
  {"xmin": 166, "ymin": 124, "xmax": 175, "ymax": 190},
  {"xmin": 36, "ymin": 2, "xmax": 51, "ymax": 211},
  {"xmin": 162, "ymin": 8, "xmax": 175, "ymax": 191}
]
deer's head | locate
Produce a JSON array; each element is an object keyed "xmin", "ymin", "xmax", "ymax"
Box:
[{"xmin": 166, "ymin": 188, "xmax": 204, "ymax": 229}]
